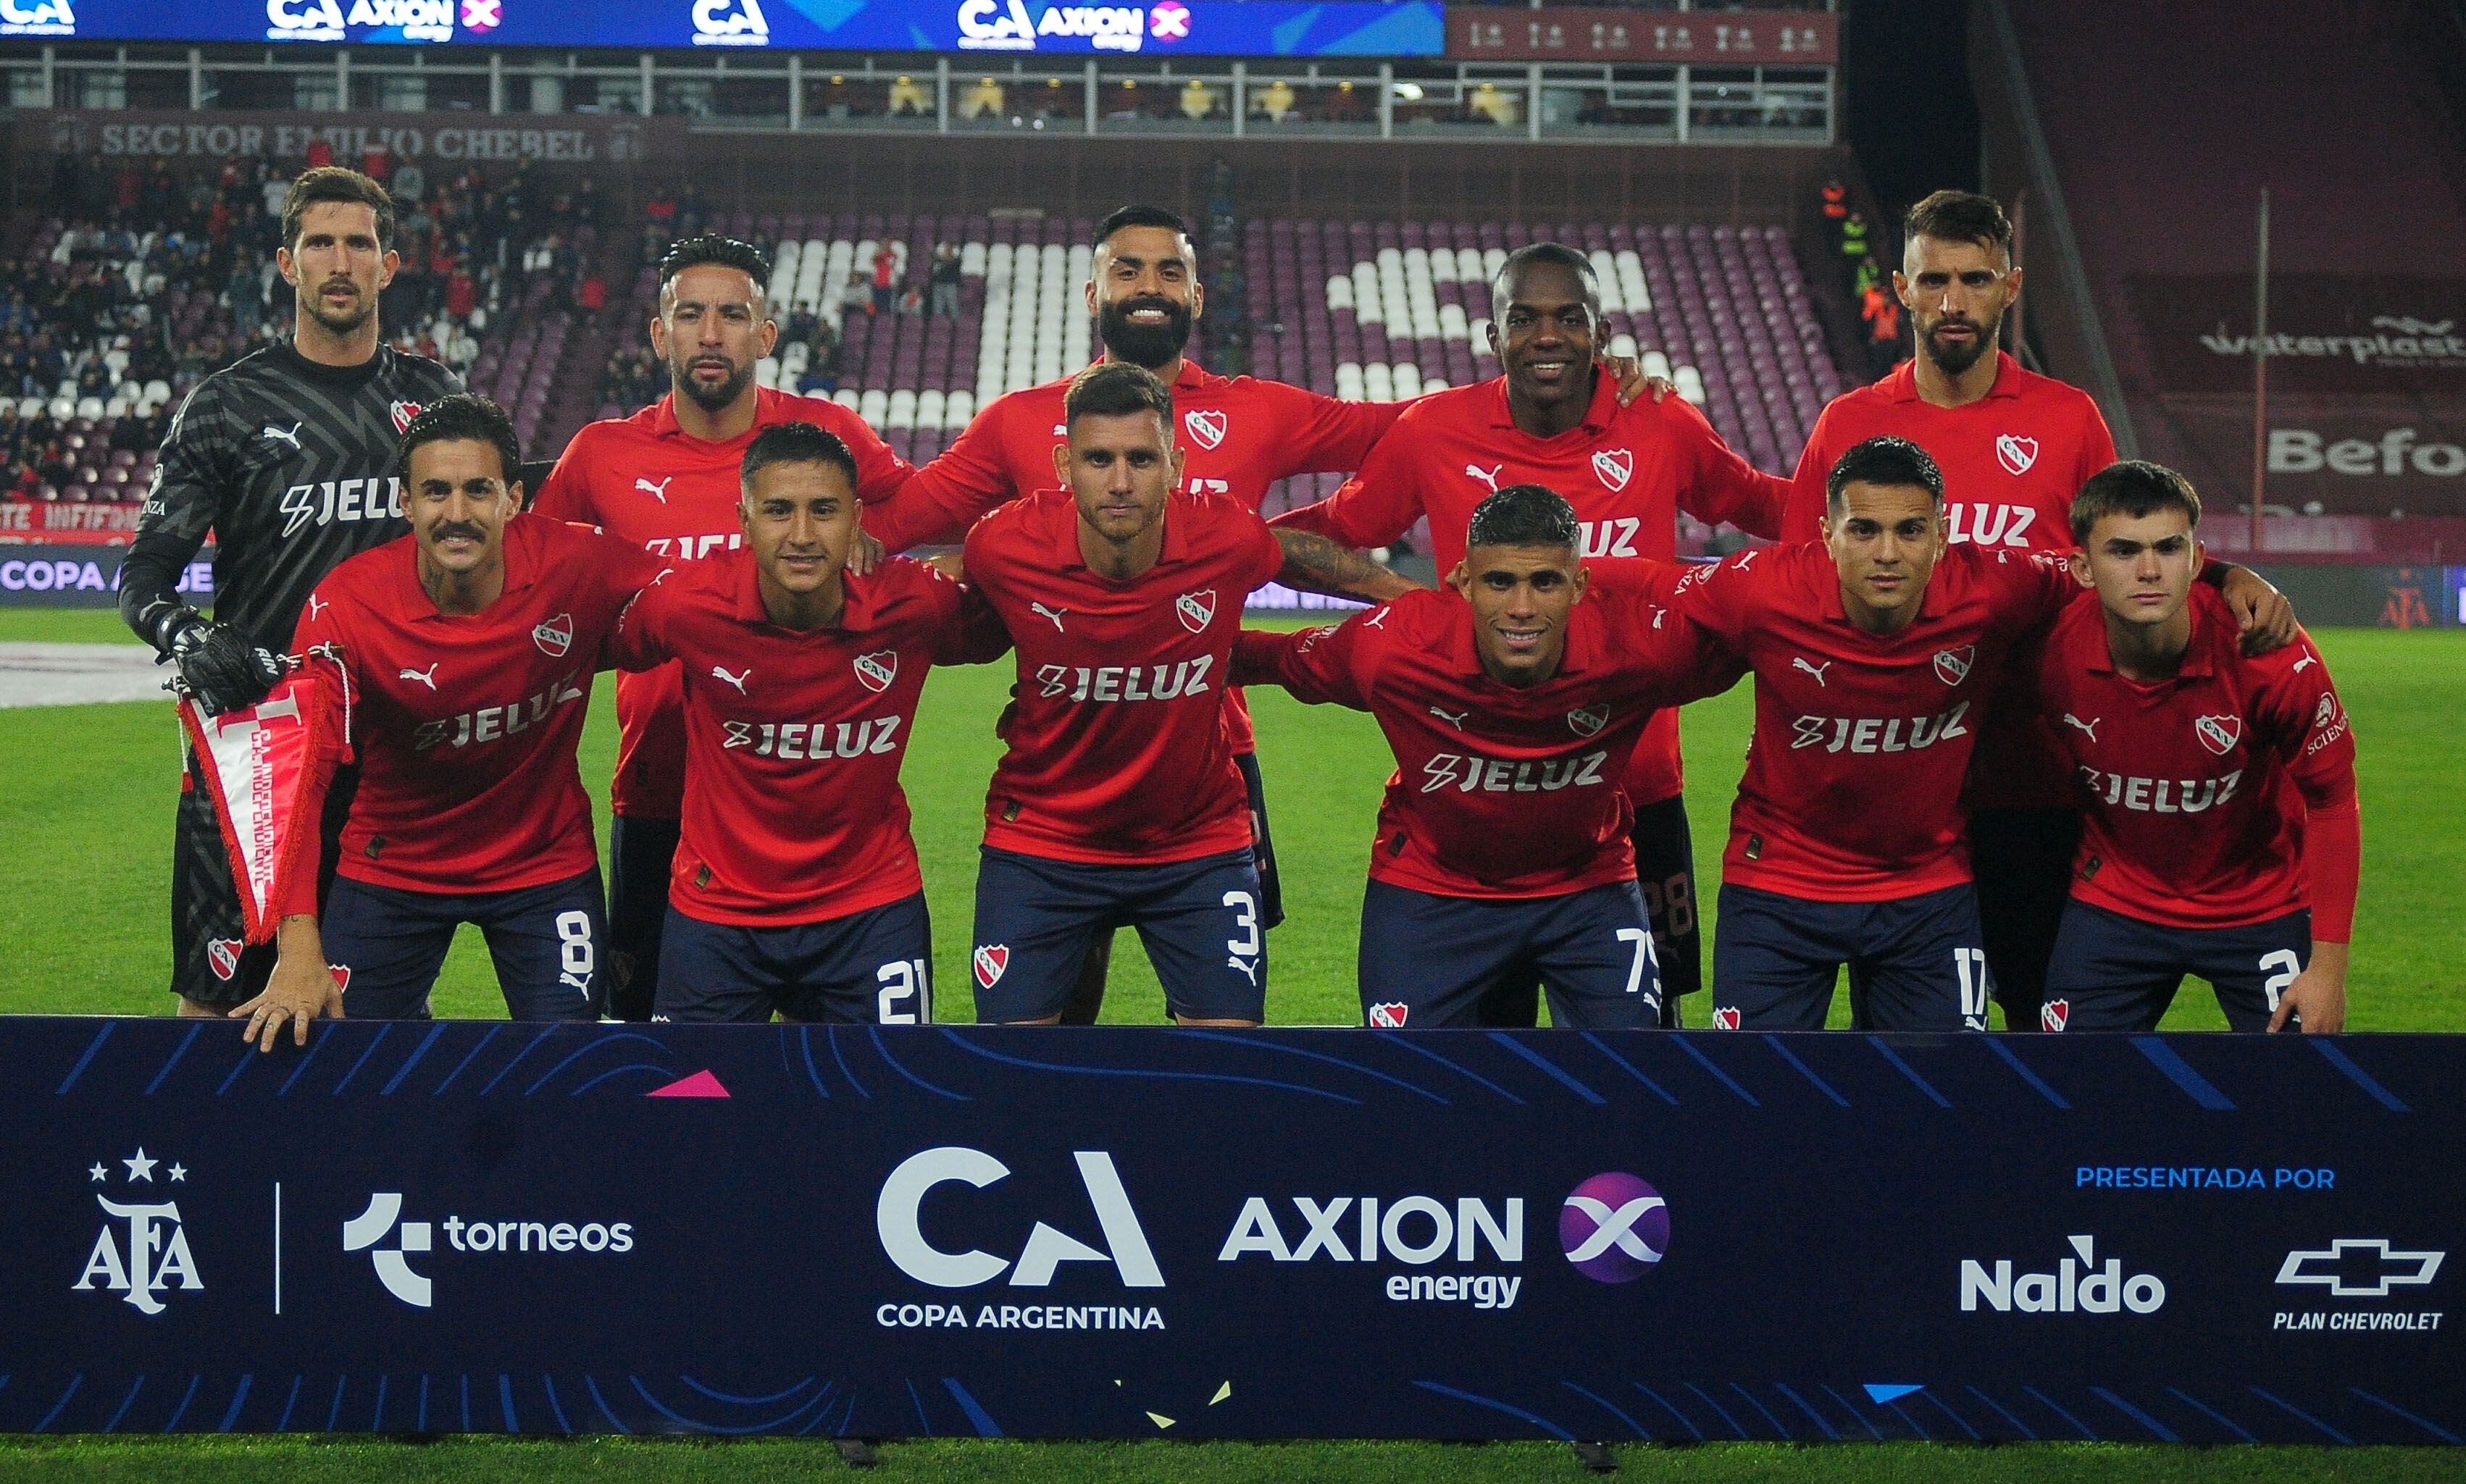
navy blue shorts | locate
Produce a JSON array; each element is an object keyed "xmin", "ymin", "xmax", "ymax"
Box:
[
  {"xmin": 656, "ymin": 894, "xmax": 934, "ymax": 1024},
  {"xmin": 1358, "ymin": 879, "xmax": 1662, "ymax": 1030},
  {"xmin": 971, "ymin": 845, "xmax": 1266, "ymax": 1023},
  {"xmin": 322, "ymin": 867, "xmax": 607, "ymax": 1021},
  {"xmin": 2042, "ymin": 899, "xmax": 2312, "ymax": 1034},
  {"xmin": 605, "ymin": 814, "xmax": 680, "ymax": 1023},
  {"xmin": 1710, "ymin": 881, "xmax": 1991, "ymax": 1032}
]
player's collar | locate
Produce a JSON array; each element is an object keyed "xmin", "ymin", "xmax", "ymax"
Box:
[
  {"xmin": 1886, "ymin": 350, "xmax": 2025, "ymax": 404},
  {"xmin": 1080, "ymin": 356, "xmax": 1211, "ymax": 390},
  {"xmin": 1045, "ymin": 488, "xmax": 1191, "ymax": 571},
  {"xmin": 1484, "ymin": 366, "xmax": 1619, "ymax": 437},
  {"xmin": 396, "ymin": 511, "xmax": 538, "ymax": 616},
  {"xmin": 651, "ymin": 386, "xmax": 783, "ymax": 443},
  {"xmin": 730, "ymin": 548, "xmax": 877, "ymax": 630}
]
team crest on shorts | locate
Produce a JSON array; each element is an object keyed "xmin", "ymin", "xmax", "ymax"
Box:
[
  {"xmin": 1709, "ymin": 1005, "xmax": 1741, "ymax": 1030},
  {"xmin": 1932, "ymin": 645, "xmax": 1975, "ymax": 686},
  {"xmin": 1183, "ymin": 409, "xmax": 1227, "ymax": 450},
  {"xmin": 2040, "ymin": 998, "xmax": 2070, "ymax": 1033},
  {"xmin": 1367, "ymin": 1002, "xmax": 1409, "ymax": 1028},
  {"xmin": 1567, "ymin": 704, "xmax": 1609, "ymax": 737},
  {"xmin": 1590, "ymin": 448, "xmax": 1634, "ymax": 493},
  {"xmin": 390, "ymin": 401, "xmax": 423, "ymax": 435},
  {"xmin": 330, "ymin": 963, "xmax": 352, "ymax": 992},
  {"xmin": 1175, "ymin": 590, "xmax": 1217, "ymax": 633},
  {"xmin": 532, "ymin": 612, "xmax": 574, "ymax": 658},
  {"xmin": 206, "ymin": 938, "xmax": 243, "ymax": 981},
  {"xmin": 2194, "ymin": 714, "xmax": 2243, "ymax": 756},
  {"xmin": 853, "ymin": 650, "xmax": 898, "ymax": 693},
  {"xmin": 1995, "ymin": 433, "xmax": 2039, "ymax": 475},
  {"xmin": 972, "ymin": 944, "xmax": 1010, "ymax": 989}
]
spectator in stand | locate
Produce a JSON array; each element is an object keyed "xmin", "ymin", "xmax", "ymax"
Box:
[
  {"xmin": 786, "ymin": 300, "xmax": 819, "ymax": 348},
  {"xmin": 871, "ymin": 242, "xmax": 898, "ymax": 314},
  {"xmin": 929, "ymin": 242, "xmax": 963, "ymax": 319},
  {"xmin": 578, "ymin": 271, "xmax": 608, "ymax": 323},
  {"xmin": 842, "ymin": 270, "xmax": 874, "ymax": 319},
  {"xmin": 1860, "ymin": 278, "xmax": 1902, "ymax": 377},
  {"xmin": 305, "ymin": 138, "xmax": 333, "ymax": 169},
  {"xmin": 393, "ymin": 158, "xmax": 425, "ymax": 206},
  {"xmin": 896, "ymin": 282, "xmax": 924, "ymax": 317}
]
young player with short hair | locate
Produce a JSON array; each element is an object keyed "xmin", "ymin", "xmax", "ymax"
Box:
[
  {"xmin": 2034, "ymin": 461, "xmax": 2358, "ymax": 1033},
  {"xmin": 1236, "ymin": 485, "xmax": 1742, "ymax": 1028}
]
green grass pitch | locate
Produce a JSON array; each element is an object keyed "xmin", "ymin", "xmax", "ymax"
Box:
[{"xmin": 1, "ymin": 611, "xmax": 2460, "ymax": 1480}]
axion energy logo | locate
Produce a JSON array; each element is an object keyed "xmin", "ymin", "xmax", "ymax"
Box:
[{"xmin": 1559, "ymin": 1172, "xmax": 1667, "ymax": 1283}]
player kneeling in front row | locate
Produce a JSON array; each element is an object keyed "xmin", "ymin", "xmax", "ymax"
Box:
[
  {"xmin": 958, "ymin": 361, "xmax": 1412, "ymax": 1026},
  {"xmin": 2035, "ymin": 461, "xmax": 2357, "ymax": 1033},
  {"xmin": 237, "ymin": 395, "xmax": 659, "ymax": 1044},
  {"xmin": 611, "ymin": 422, "xmax": 977, "ymax": 1023},
  {"xmin": 1236, "ymin": 485, "xmax": 1743, "ymax": 1028}
]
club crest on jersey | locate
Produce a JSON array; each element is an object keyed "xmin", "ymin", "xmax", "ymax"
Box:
[
  {"xmin": 206, "ymin": 938, "xmax": 243, "ymax": 981},
  {"xmin": 854, "ymin": 650, "xmax": 898, "ymax": 694},
  {"xmin": 1994, "ymin": 434, "xmax": 2039, "ymax": 476},
  {"xmin": 2194, "ymin": 714, "xmax": 2244, "ymax": 756},
  {"xmin": 972, "ymin": 944, "xmax": 1010, "ymax": 990},
  {"xmin": 1175, "ymin": 590, "xmax": 1218, "ymax": 633},
  {"xmin": 1591, "ymin": 448, "xmax": 1634, "ymax": 493},
  {"xmin": 1933, "ymin": 645, "xmax": 1975, "ymax": 687},
  {"xmin": 1367, "ymin": 1002, "xmax": 1410, "ymax": 1028},
  {"xmin": 532, "ymin": 612, "xmax": 574, "ymax": 658},
  {"xmin": 2041, "ymin": 998, "xmax": 2070, "ymax": 1033},
  {"xmin": 1183, "ymin": 409, "xmax": 1227, "ymax": 450},
  {"xmin": 1710, "ymin": 1006, "xmax": 1741, "ymax": 1030},
  {"xmin": 1567, "ymin": 704, "xmax": 1609, "ymax": 737},
  {"xmin": 390, "ymin": 401, "xmax": 423, "ymax": 435}
]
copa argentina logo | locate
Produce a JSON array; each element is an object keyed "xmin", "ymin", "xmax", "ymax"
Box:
[
  {"xmin": 873, "ymin": 1147, "xmax": 1166, "ymax": 1332},
  {"xmin": 0, "ymin": 0, "xmax": 75, "ymax": 38},
  {"xmin": 691, "ymin": 0, "xmax": 769, "ymax": 45},
  {"xmin": 72, "ymin": 1149, "xmax": 203, "ymax": 1317},
  {"xmin": 1960, "ymin": 1233, "xmax": 2166, "ymax": 1315},
  {"xmin": 344, "ymin": 1191, "xmax": 635, "ymax": 1309}
]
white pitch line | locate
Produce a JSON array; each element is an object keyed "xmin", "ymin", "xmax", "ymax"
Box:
[{"xmin": 0, "ymin": 642, "xmax": 175, "ymax": 709}]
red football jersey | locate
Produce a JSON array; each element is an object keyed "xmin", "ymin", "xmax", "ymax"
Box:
[
  {"xmin": 1232, "ymin": 561, "xmax": 1742, "ymax": 899},
  {"xmin": 530, "ymin": 385, "xmax": 916, "ymax": 818},
  {"xmin": 865, "ymin": 357, "xmax": 1403, "ymax": 759},
  {"xmin": 610, "ymin": 553, "xmax": 971, "ymax": 926},
  {"xmin": 1782, "ymin": 351, "xmax": 2120, "ymax": 813},
  {"xmin": 1671, "ymin": 541, "xmax": 2079, "ymax": 901},
  {"xmin": 1268, "ymin": 369, "xmax": 1788, "ymax": 808},
  {"xmin": 291, "ymin": 515, "xmax": 659, "ymax": 894},
  {"xmin": 962, "ymin": 487, "xmax": 1284, "ymax": 865},
  {"xmin": 2037, "ymin": 585, "xmax": 2357, "ymax": 931}
]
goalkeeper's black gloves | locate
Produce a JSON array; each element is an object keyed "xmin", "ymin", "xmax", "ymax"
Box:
[{"xmin": 151, "ymin": 606, "xmax": 285, "ymax": 716}]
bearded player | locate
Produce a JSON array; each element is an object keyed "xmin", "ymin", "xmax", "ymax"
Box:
[
  {"xmin": 120, "ymin": 166, "xmax": 462, "ymax": 1022},
  {"xmin": 1271, "ymin": 242, "xmax": 1789, "ymax": 1026},
  {"xmin": 532, "ymin": 235, "xmax": 917, "ymax": 1021},
  {"xmin": 233, "ymin": 396, "xmax": 657, "ymax": 1046},
  {"xmin": 1236, "ymin": 486, "xmax": 1743, "ymax": 1028},
  {"xmin": 610, "ymin": 422, "xmax": 982, "ymax": 1023},
  {"xmin": 2035, "ymin": 462, "xmax": 2357, "ymax": 1034}
]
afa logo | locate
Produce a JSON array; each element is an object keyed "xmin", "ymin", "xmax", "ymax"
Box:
[
  {"xmin": 1933, "ymin": 645, "xmax": 1975, "ymax": 687},
  {"xmin": 1366, "ymin": 1002, "xmax": 1409, "ymax": 1028},
  {"xmin": 1174, "ymin": 589, "xmax": 1217, "ymax": 634},
  {"xmin": 854, "ymin": 650, "xmax": 899, "ymax": 694},
  {"xmin": 72, "ymin": 1149, "xmax": 203, "ymax": 1316},
  {"xmin": 2195, "ymin": 713, "xmax": 2243, "ymax": 756},
  {"xmin": 1560, "ymin": 1172, "xmax": 1668, "ymax": 1284},
  {"xmin": 532, "ymin": 611, "xmax": 573, "ymax": 658},
  {"xmin": 1590, "ymin": 448, "xmax": 1634, "ymax": 493},
  {"xmin": 973, "ymin": 944, "xmax": 1011, "ymax": 989},
  {"xmin": 1182, "ymin": 408, "xmax": 1226, "ymax": 450},
  {"xmin": 1994, "ymin": 433, "xmax": 2039, "ymax": 476}
]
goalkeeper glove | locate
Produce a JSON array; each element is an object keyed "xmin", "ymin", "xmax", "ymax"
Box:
[{"xmin": 154, "ymin": 608, "xmax": 285, "ymax": 716}]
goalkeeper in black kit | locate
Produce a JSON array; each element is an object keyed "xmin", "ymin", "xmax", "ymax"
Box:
[{"xmin": 117, "ymin": 166, "xmax": 462, "ymax": 1020}]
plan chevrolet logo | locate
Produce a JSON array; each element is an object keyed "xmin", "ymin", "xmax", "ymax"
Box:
[{"xmin": 2275, "ymin": 1239, "xmax": 2444, "ymax": 1297}]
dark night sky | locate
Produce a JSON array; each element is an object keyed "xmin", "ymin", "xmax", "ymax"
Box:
[{"xmin": 1842, "ymin": 0, "xmax": 1983, "ymax": 219}]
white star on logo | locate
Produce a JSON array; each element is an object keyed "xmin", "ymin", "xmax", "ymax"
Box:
[
  {"xmin": 168, "ymin": 1163, "xmax": 188, "ymax": 1183},
  {"xmin": 88, "ymin": 1162, "xmax": 107, "ymax": 1182},
  {"xmin": 123, "ymin": 1148, "xmax": 158, "ymax": 1182}
]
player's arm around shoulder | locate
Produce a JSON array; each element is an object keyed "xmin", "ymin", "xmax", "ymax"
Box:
[
  {"xmin": 1230, "ymin": 595, "xmax": 1395, "ymax": 709},
  {"xmin": 2195, "ymin": 556, "xmax": 2297, "ymax": 655}
]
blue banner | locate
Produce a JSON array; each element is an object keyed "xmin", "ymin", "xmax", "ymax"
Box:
[
  {"xmin": 5, "ymin": 1018, "xmax": 2460, "ymax": 1442},
  {"xmin": 5, "ymin": 0, "xmax": 1444, "ymax": 55}
]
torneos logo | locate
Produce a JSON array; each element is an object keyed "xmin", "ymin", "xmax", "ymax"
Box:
[
  {"xmin": 1559, "ymin": 1172, "xmax": 1667, "ymax": 1283},
  {"xmin": 876, "ymin": 1146, "xmax": 1163, "ymax": 1289}
]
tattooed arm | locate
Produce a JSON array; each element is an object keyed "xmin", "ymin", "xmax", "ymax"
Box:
[{"xmin": 1273, "ymin": 527, "xmax": 1423, "ymax": 604}]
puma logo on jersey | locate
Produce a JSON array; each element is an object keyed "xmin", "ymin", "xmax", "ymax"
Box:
[
  {"xmin": 1428, "ymin": 705, "xmax": 1468, "ymax": 729},
  {"xmin": 634, "ymin": 476, "xmax": 672, "ymax": 503},
  {"xmin": 398, "ymin": 663, "xmax": 439, "ymax": 689},
  {"xmin": 305, "ymin": 594, "xmax": 328, "ymax": 621},
  {"xmin": 1465, "ymin": 463, "xmax": 1504, "ymax": 492},
  {"xmin": 262, "ymin": 422, "xmax": 303, "ymax": 450},
  {"xmin": 1031, "ymin": 602, "xmax": 1069, "ymax": 632},
  {"xmin": 1789, "ymin": 703, "xmax": 1971, "ymax": 755},
  {"xmin": 712, "ymin": 666, "xmax": 751, "ymax": 694},
  {"xmin": 1792, "ymin": 657, "xmax": 1832, "ymax": 687},
  {"xmin": 1420, "ymin": 749, "xmax": 1608, "ymax": 795},
  {"xmin": 2062, "ymin": 713, "xmax": 2100, "ymax": 744},
  {"xmin": 2292, "ymin": 655, "xmax": 2317, "ymax": 674}
]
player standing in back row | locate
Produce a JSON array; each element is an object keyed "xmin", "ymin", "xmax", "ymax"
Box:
[
  {"xmin": 118, "ymin": 167, "xmax": 462, "ymax": 1020},
  {"xmin": 532, "ymin": 236, "xmax": 918, "ymax": 1021}
]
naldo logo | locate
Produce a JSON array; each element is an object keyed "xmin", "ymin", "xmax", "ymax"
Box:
[
  {"xmin": 72, "ymin": 1149, "xmax": 204, "ymax": 1316},
  {"xmin": 1960, "ymin": 1234, "xmax": 2165, "ymax": 1315}
]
